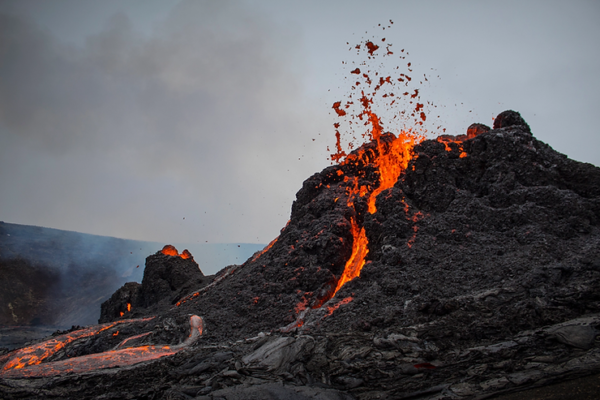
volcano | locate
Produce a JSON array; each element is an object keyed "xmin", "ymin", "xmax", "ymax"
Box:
[{"xmin": 1, "ymin": 111, "xmax": 599, "ymax": 399}]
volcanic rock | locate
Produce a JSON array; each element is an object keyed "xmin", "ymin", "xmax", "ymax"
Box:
[
  {"xmin": 98, "ymin": 282, "xmax": 142, "ymax": 323},
  {"xmin": 2, "ymin": 111, "xmax": 600, "ymax": 400},
  {"xmin": 0, "ymin": 258, "xmax": 60, "ymax": 326},
  {"xmin": 493, "ymin": 109, "xmax": 531, "ymax": 133},
  {"xmin": 140, "ymin": 248, "xmax": 206, "ymax": 307},
  {"xmin": 466, "ymin": 122, "xmax": 490, "ymax": 138},
  {"xmin": 99, "ymin": 247, "xmax": 209, "ymax": 323}
]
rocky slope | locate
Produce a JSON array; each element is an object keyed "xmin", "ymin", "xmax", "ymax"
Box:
[
  {"xmin": 1, "ymin": 111, "xmax": 599, "ymax": 399},
  {"xmin": 99, "ymin": 246, "xmax": 211, "ymax": 323}
]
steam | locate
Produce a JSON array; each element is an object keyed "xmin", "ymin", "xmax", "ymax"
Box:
[{"xmin": 0, "ymin": 222, "xmax": 263, "ymax": 328}]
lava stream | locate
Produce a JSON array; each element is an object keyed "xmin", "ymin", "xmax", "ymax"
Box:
[
  {"xmin": 1, "ymin": 316, "xmax": 203, "ymax": 379},
  {"xmin": 2, "ymin": 345, "xmax": 181, "ymax": 378},
  {"xmin": 329, "ymin": 114, "xmax": 422, "ymax": 301},
  {"xmin": 334, "ymin": 218, "xmax": 368, "ymax": 293},
  {"xmin": 1, "ymin": 317, "xmax": 155, "ymax": 372}
]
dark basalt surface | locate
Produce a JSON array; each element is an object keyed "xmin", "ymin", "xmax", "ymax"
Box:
[
  {"xmin": 2, "ymin": 111, "xmax": 600, "ymax": 399},
  {"xmin": 99, "ymin": 250, "xmax": 211, "ymax": 323}
]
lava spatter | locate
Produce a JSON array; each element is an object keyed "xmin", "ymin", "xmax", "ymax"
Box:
[
  {"xmin": 327, "ymin": 25, "xmax": 431, "ymax": 299},
  {"xmin": 160, "ymin": 244, "xmax": 194, "ymax": 260}
]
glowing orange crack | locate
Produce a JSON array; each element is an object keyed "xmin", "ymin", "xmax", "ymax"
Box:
[
  {"xmin": 251, "ymin": 236, "xmax": 278, "ymax": 263},
  {"xmin": 334, "ymin": 218, "xmax": 368, "ymax": 293},
  {"xmin": 325, "ymin": 296, "xmax": 353, "ymax": 317},
  {"xmin": 331, "ymin": 124, "xmax": 421, "ymax": 298}
]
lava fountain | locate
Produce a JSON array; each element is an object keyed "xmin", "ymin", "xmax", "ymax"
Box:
[{"xmin": 326, "ymin": 23, "xmax": 432, "ymax": 300}]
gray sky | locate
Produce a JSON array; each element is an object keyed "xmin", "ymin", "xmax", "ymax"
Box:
[{"xmin": 1, "ymin": 0, "xmax": 599, "ymax": 244}]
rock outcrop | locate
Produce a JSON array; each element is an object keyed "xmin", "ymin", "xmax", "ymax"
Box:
[
  {"xmin": 99, "ymin": 246, "xmax": 209, "ymax": 323},
  {"xmin": 140, "ymin": 249, "xmax": 206, "ymax": 307},
  {"xmin": 3, "ymin": 111, "xmax": 600, "ymax": 400}
]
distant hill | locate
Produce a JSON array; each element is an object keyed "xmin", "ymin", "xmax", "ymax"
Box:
[{"xmin": 0, "ymin": 221, "xmax": 264, "ymax": 329}]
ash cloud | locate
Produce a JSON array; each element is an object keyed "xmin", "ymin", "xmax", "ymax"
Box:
[{"xmin": 0, "ymin": 0, "xmax": 328, "ymax": 243}]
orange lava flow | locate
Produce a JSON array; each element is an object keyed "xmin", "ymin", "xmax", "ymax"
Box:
[
  {"xmin": 330, "ymin": 127, "xmax": 420, "ymax": 299},
  {"xmin": 161, "ymin": 245, "xmax": 194, "ymax": 260},
  {"xmin": 1, "ymin": 317, "xmax": 155, "ymax": 373},
  {"xmin": 1, "ymin": 316, "xmax": 203, "ymax": 379},
  {"xmin": 334, "ymin": 218, "xmax": 368, "ymax": 293},
  {"xmin": 325, "ymin": 296, "xmax": 354, "ymax": 317},
  {"xmin": 366, "ymin": 112, "xmax": 419, "ymax": 214},
  {"xmin": 161, "ymin": 244, "xmax": 179, "ymax": 256},
  {"xmin": 2, "ymin": 345, "xmax": 179, "ymax": 378},
  {"xmin": 180, "ymin": 249, "xmax": 192, "ymax": 259},
  {"xmin": 251, "ymin": 236, "xmax": 278, "ymax": 262},
  {"xmin": 114, "ymin": 331, "xmax": 152, "ymax": 349}
]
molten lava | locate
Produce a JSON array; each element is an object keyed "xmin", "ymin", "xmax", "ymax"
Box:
[
  {"xmin": 180, "ymin": 249, "xmax": 192, "ymax": 259},
  {"xmin": 330, "ymin": 126, "xmax": 418, "ymax": 298},
  {"xmin": 250, "ymin": 236, "xmax": 278, "ymax": 262},
  {"xmin": 114, "ymin": 332, "xmax": 153, "ymax": 349},
  {"xmin": 1, "ymin": 317, "xmax": 155, "ymax": 373},
  {"xmin": 0, "ymin": 316, "xmax": 203, "ymax": 379},
  {"xmin": 364, "ymin": 112, "xmax": 420, "ymax": 214},
  {"xmin": 325, "ymin": 296, "xmax": 354, "ymax": 317},
  {"xmin": 161, "ymin": 245, "xmax": 194, "ymax": 260},
  {"xmin": 327, "ymin": 27, "xmax": 431, "ymax": 299},
  {"xmin": 161, "ymin": 244, "xmax": 179, "ymax": 256},
  {"xmin": 334, "ymin": 218, "xmax": 368, "ymax": 294},
  {"xmin": 326, "ymin": 25, "xmax": 484, "ymax": 308},
  {"xmin": 2, "ymin": 345, "xmax": 181, "ymax": 378}
]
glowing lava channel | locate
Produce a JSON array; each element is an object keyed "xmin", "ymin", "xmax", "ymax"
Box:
[
  {"xmin": 332, "ymin": 125, "xmax": 418, "ymax": 298},
  {"xmin": 334, "ymin": 217, "xmax": 368, "ymax": 294},
  {"xmin": 0, "ymin": 317, "xmax": 155, "ymax": 372},
  {"xmin": 1, "ymin": 315, "xmax": 203, "ymax": 379}
]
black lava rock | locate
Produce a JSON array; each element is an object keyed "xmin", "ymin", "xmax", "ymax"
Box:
[
  {"xmin": 466, "ymin": 122, "xmax": 491, "ymax": 138},
  {"xmin": 9, "ymin": 110, "xmax": 600, "ymax": 400},
  {"xmin": 140, "ymin": 250, "xmax": 205, "ymax": 307},
  {"xmin": 99, "ymin": 248, "xmax": 208, "ymax": 322},
  {"xmin": 493, "ymin": 109, "xmax": 531, "ymax": 133},
  {"xmin": 98, "ymin": 282, "xmax": 141, "ymax": 323}
]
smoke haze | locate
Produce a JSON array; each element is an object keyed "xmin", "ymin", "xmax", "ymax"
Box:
[
  {"xmin": 0, "ymin": 0, "xmax": 327, "ymax": 244},
  {"xmin": 0, "ymin": 222, "xmax": 264, "ymax": 329},
  {"xmin": 0, "ymin": 0, "xmax": 599, "ymax": 244}
]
